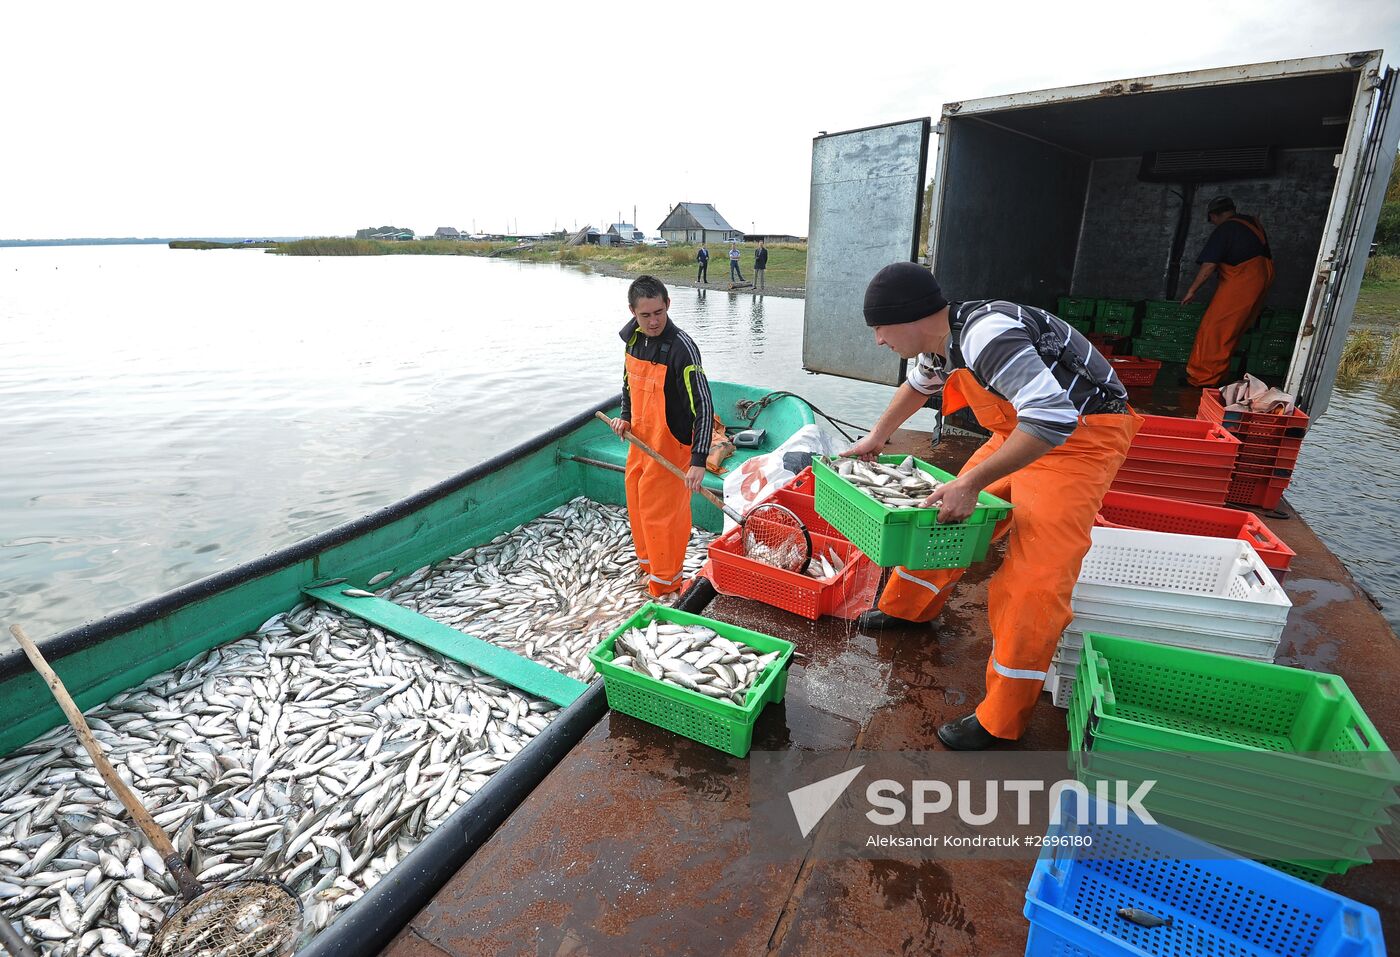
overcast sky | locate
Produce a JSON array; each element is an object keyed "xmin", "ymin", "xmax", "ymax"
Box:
[{"xmin": 3, "ymin": 1, "xmax": 1399, "ymax": 239}]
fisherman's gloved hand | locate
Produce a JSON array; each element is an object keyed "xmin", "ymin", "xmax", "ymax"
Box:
[{"xmin": 923, "ymin": 477, "xmax": 980, "ymax": 524}]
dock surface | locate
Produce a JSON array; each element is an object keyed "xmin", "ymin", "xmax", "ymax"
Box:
[{"xmin": 382, "ymin": 413, "xmax": 1400, "ymax": 956}]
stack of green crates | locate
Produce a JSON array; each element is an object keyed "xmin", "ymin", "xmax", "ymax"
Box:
[
  {"xmin": 1056, "ymin": 296, "xmax": 1096, "ymax": 334},
  {"xmin": 1069, "ymin": 633, "xmax": 1400, "ymax": 885},
  {"xmin": 1133, "ymin": 300, "xmax": 1207, "ymax": 362},
  {"xmin": 1093, "ymin": 298, "xmax": 1139, "ymax": 336},
  {"xmin": 1241, "ymin": 308, "xmax": 1303, "ymax": 379}
]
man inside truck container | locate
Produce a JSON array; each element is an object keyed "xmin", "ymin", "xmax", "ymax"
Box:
[
  {"xmin": 1182, "ymin": 195, "xmax": 1275, "ymax": 387},
  {"xmin": 845, "ymin": 262, "xmax": 1141, "ymax": 750}
]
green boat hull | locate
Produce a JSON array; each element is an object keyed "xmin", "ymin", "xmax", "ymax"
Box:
[{"xmin": 0, "ymin": 382, "xmax": 815, "ymax": 758}]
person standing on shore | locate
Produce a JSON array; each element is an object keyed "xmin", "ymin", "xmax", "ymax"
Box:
[
  {"xmin": 753, "ymin": 239, "xmax": 768, "ymax": 291},
  {"xmin": 609, "ymin": 275, "xmax": 714, "ymax": 598},
  {"xmin": 696, "ymin": 244, "xmax": 709, "ymax": 284},
  {"xmin": 729, "ymin": 243, "xmax": 745, "ymax": 283},
  {"xmin": 847, "ymin": 262, "xmax": 1140, "ymax": 750}
]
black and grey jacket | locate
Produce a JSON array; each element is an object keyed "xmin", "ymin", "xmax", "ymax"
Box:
[
  {"xmin": 618, "ymin": 318, "xmax": 714, "ymax": 467},
  {"xmin": 906, "ymin": 300, "xmax": 1128, "ymax": 447}
]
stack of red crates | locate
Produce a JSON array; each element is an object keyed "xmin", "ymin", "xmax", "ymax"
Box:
[
  {"xmin": 1110, "ymin": 414, "xmax": 1242, "ymax": 506},
  {"xmin": 1197, "ymin": 388, "xmax": 1310, "ymax": 510}
]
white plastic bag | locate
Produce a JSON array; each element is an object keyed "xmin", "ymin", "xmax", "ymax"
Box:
[{"xmin": 721, "ymin": 424, "xmax": 843, "ymax": 531}]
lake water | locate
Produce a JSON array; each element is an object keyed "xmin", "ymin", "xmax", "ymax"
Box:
[{"xmin": 2, "ymin": 244, "xmax": 1397, "ymax": 650}]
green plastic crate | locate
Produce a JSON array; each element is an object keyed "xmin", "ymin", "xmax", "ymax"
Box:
[
  {"xmin": 1140, "ymin": 316, "xmax": 1202, "ymax": 340},
  {"xmin": 1132, "ymin": 336, "xmax": 1195, "ymax": 363},
  {"xmin": 1248, "ymin": 330, "xmax": 1298, "ymax": 354},
  {"xmin": 1248, "ymin": 353, "xmax": 1291, "ymax": 379},
  {"xmin": 1056, "ymin": 295, "xmax": 1097, "ymax": 320},
  {"xmin": 1072, "ymin": 757, "xmax": 1369, "ymax": 879},
  {"xmin": 1143, "ymin": 300, "xmax": 1206, "ymax": 323},
  {"xmin": 1063, "ymin": 316, "xmax": 1094, "ymax": 334},
  {"xmin": 588, "ymin": 603, "xmax": 793, "ymax": 757},
  {"xmin": 1093, "ymin": 300, "xmax": 1139, "ymax": 337},
  {"xmin": 811, "ymin": 455, "xmax": 1012, "ymax": 570},
  {"xmin": 1071, "ymin": 633, "xmax": 1400, "ymax": 800},
  {"xmin": 1259, "ymin": 308, "xmax": 1304, "ymax": 332}
]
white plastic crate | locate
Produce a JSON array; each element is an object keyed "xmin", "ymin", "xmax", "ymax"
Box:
[
  {"xmin": 1063, "ymin": 613, "xmax": 1282, "ymax": 659},
  {"xmin": 1074, "ymin": 527, "xmax": 1290, "ymax": 628},
  {"xmin": 1044, "ymin": 658, "xmax": 1075, "ymax": 708}
]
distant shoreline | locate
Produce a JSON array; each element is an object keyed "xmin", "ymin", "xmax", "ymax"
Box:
[{"xmin": 268, "ymin": 237, "xmax": 809, "ymax": 298}]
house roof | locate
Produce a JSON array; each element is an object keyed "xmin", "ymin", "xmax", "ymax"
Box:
[
  {"xmin": 658, "ymin": 202, "xmax": 737, "ymax": 233},
  {"xmin": 607, "ymin": 223, "xmax": 642, "ymax": 236}
]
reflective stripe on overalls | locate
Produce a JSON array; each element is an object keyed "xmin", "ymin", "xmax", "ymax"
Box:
[
  {"xmin": 877, "ymin": 368, "xmax": 1142, "ymax": 740},
  {"xmin": 1187, "ymin": 217, "xmax": 1275, "ymax": 387},
  {"xmin": 624, "ymin": 349, "xmax": 693, "ymax": 597}
]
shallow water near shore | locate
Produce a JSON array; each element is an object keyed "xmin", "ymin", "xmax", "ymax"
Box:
[{"xmin": 1, "ymin": 243, "xmax": 1396, "ymax": 649}]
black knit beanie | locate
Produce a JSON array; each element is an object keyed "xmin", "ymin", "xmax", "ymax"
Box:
[{"xmin": 863, "ymin": 262, "xmax": 948, "ymax": 327}]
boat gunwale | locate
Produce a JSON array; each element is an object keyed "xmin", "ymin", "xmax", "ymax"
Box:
[{"xmin": 0, "ymin": 391, "xmax": 624, "ymax": 682}]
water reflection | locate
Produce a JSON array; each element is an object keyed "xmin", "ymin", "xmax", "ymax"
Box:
[{"xmin": 1288, "ymin": 379, "xmax": 1400, "ymax": 633}]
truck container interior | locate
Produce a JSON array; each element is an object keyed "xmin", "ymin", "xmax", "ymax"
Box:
[{"xmin": 933, "ymin": 68, "xmax": 1363, "ymax": 378}]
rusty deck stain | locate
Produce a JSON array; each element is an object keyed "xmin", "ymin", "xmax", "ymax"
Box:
[{"xmin": 382, "ymin": 403, "xmax": 1400, "ymax": 956}]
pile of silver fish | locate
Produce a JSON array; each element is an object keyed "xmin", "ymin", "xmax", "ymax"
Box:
[
  {"xmin": 830, "ymin": 455, "xmax": 940, "ymax": 509},
  {"xmin": 610, "ymin": 619, "xmax": 781, "ymax": 706},
  {"xmin": 389, "ymin": 498, "xmax": 713, "ymax": 682},
  {"xmin": 0, "ymin": 496, "xmax": 712, "ymax": 955}
]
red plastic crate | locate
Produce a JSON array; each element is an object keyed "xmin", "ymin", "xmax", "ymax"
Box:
[
  {"xmin": 1116, "ymin": 458, "xmax": 1237, "ymax": 482},
  {"xmin": 1111, "ymin": 475, "xmax": 1231, "ymax": 507},
  {"xmin": 1236, "ymin": 445, "xmax": 1303, "ymax": 471},
  {"xmin": 1094, "ymin": 490, "xmax": 1295, "ymax": 579},
  {"xmin": 763, "ymin": 487, "xmax": 841, "ymax": 538},
  {"xmin": 1086, "ymin": 332, "xmax": 1131, "ymax": 357},
  {"xmin": 1198, "ymin": 389, "xmax": 1310, "ymax": 437},
  {"xmin": 1132, "ymin": 415, "xmax": 1242, "ymax": 455},
  {"xmin": 707, "ymin": 521, "xmax": 863, "ymax": 619},
  {"xmin": 1232, "ymin": 458, "xmax": 1293, "ymax": 478},
  {"xmin": 1108, "ymin": 356, "xmax": 1163, "ymax": 387},
  {"xmin": 786, "ymin": 466, "xmax": 817, "ymax": 497},
  {"xmin": 1227, "ymin": 472, "xmax": 1292, "ymax": 510}
]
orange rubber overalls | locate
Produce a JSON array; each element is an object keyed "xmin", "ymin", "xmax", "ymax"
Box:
[
  {"xmin": 876, "ymin": 369, "xmax": 1141, "ymax": 740},
  {"xmin": 1187, "ymin": 216, "xmax": 1275, "ymax": 387},
  {"xmin": 624, "ymin": 351, "xmax": 694, "ymax": 597}
]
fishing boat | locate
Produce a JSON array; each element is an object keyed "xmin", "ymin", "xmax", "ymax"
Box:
[{"xmin": 0, "ymin": 382, "xmax": 817, "ymax": 956}]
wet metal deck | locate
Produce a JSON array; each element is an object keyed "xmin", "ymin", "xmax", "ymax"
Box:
[{"xmin": 382, "ymin": 415, "xmax": 1400, "ymax": 956}]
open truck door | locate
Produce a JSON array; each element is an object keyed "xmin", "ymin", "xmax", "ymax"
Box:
[
  {"xmin": 803, "ymin": 118, "xmax": 930, "ymax": 386},
  {"xmin": 1289, "ymin": 61, "xmax": 1400, "ymax": 416}
]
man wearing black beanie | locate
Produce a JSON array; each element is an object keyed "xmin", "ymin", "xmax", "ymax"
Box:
[{"xmin": 844, "ymin": 262, "xmax": 1141, "ymax": 750}]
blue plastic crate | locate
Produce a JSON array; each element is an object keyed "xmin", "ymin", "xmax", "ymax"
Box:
[{"xmin": 1023, "ymin": 793, "xmax": 1385, "ymax": 956}]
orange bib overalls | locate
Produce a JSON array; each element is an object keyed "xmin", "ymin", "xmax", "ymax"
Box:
[
  {"xmin": 877, "ymin": 368, "xmax": 1141, "ymax": 739},
  {"xmin": 1187, "ymin": 217, "xmax": 1275, "ymax": 387},
  {"xmin": 624, "ymin": 351, "xmax": 694, "ymax": 596}
]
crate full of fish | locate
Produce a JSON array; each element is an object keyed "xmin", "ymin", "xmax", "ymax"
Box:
[
  {"xmin": 588, "ymin": 604, "xmax": 794, "ymax": 757},
  {"xmin": 708, "ymin": 522, "xmax": 861, "ymax": 620},
  {"xmin": 811, "ymin": 455, "xmax": 1012, "ymax": 570}
]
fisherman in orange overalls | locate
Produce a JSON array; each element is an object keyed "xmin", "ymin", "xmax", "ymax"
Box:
[
  {"xmin": 1183, "ymin": 196, "xmax": 1275, "ymax": 387},
  {"xmin": 608, "ymin": 275, "xmax": 714, "ymax": 597},
  {"xmin": 845, "ymin": 263, "xmax": 1141, "ymax": 750}
]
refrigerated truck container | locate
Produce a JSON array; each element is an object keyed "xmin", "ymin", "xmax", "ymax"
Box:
[{"xmin": 804, "ymin": 51, "xmax": 1399, "ymax": 419}]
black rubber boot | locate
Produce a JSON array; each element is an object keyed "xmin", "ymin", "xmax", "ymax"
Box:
[
  {"xmin": 936, "ymin": 712, "xmax": 1001, "ymax": 751},
  {"xmin": 853, "ymin": 608, "xmax": 925, "ymax": 631}
]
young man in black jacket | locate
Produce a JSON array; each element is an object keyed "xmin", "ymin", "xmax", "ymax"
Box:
[{"xmin": 608, "ymin": 276, "xmax": 714, "ymax": 596}]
